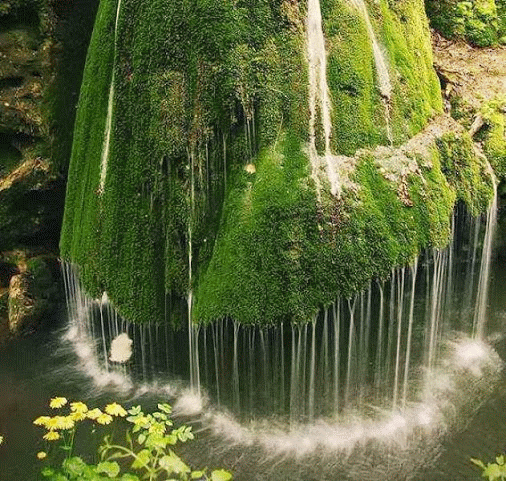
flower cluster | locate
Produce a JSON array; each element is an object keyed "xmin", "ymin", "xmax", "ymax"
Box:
[
  {"xmin": 33, "ymin": 397, "xmax": 128, "ymax": 458},
  {"xmin": 32, "ymin": 398, "xmax": 233, "ymax": 480}
]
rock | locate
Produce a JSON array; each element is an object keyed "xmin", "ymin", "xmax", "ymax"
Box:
[
  {"xmin": 8, "ymin": 272, "xmax": 37, "ymax": 333},
  {"xmin": 0, "ymin": 289, "xmax": 8, "ymax": 341},
  {"xmin": 6, "ymin": 254, "xmax": 60, "ymax": 334}
]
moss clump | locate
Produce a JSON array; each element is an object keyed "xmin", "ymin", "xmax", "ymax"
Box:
[
  {"xmin": 323, "ymin": 2, "xmax": 385, "ymax": 154},
  {"xmin": 62, "ymin": 0, "xmax": 457, "ymax": 326},
  {"xmin": 480, "ymin": 99, "xmax": 506, "ymax": 180},
  {"xmin": 320, "ymin": 0, "xmax": 442, "ymax": 154},
  {"xmin": 195, "ymin": 132, "xmax": 458, "ymax": 325},
  {"xmin": 379, "ymin": 0, "xmax": 443, "ymax": 141},
  {"xmin": 436, "ymin": 132, "xmax": 494, "ymax": 215},
  {"xmin": 426, "ymin": 0, "xmax": 506, "ymax": 46},
  {"xmin": 61, "ymin": 0, "xmax": 308, "ymax": 324}
]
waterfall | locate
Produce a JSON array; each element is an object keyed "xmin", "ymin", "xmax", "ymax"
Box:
[
  {"xmin": 99, "ymin": 0, "xmax": 123, "ymax": 193},
  {"xmin": 349, "ymin": 0, "xmax": 393, "ymax": 143},
  {"xmin": 60, "ymin": 194, "xmax": 500, "ymax": 451},
  {"xmin": 307, "ymin": 0, "xmax": 341, "ymax": 197},
  {"xmin": 473, "ymin": 181, "xmax": 498, "ymax": 338}
]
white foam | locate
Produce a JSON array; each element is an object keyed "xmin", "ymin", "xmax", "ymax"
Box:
[{"xmin": 109, "ymin": 333, "xmax": 133, "ymax": 363}]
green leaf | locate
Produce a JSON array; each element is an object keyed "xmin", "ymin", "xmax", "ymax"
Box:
[
  {"xmin": 191, "ymin": 470, "xmax": 206, "ymax": 479},
  {"xmin": 158, "ymin": 451, "xmax": 191, "ymax": 475},
  {"xmin": 211, "ymin": 469, "xmax": 233, "ymax": 481},
  {"xmin": 128, "ymin": 406, "xmax": 141, "ymax": 415},
  {"xmin": 41, "ymin": 467, "xmax": 55, "ymax": 477},
  {"xmin": 471, "ymin": 458, "xmax": 486, "ymax": 469},
  {"xmin": 120, "ymin": 474, "xmax": 140, "ymax": 481},
  {"xmin": 125, "ymin": 429, "xmax": 133, "ymax": 446},
  {"xmin": 157, "ymin": 403, "xmax": 172, "ymax": 414},
  {"xmin": 483, "ymin": 463, "xmax": 506, "ymax": 480},
  {"xmin": 137, "ymin": 433, "xmax": 146, "ymax": 445},
  {"xmin": 53, "ymin": 475, "xmax": 70, "ymax": 481},
  {"xmin": 497, "ymin": 456, "xmax": 505, "ymax": 466},
  {"xmin": 96, "ymin": 461, "xmax": 121, "ymax": 478},
  {"xmin": 131, "ymin": 449, "xmax": 150, "ymax": 470},
  {"xmin": 63, "ymin": 456, "xmax": 87, "ymax": 476}
]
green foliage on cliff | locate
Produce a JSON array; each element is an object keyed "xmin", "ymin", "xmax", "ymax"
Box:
[
  {"xmin": 480, "ymin": 99, "xmax": 506, "ymax": 180},
  {"xmin": 426, "ymin": 0, "xmax": 506, "ymax": 46},
  {"xmin": 61, "ymin": 0, "xmax": 474, "ymax": 326},
  {"xmin": 436, "ymin": 132, "xmax": 494, "ymax": 215},
  {"xmin": 61, "ymin": 0, "xmax": 308, "ymax": 324},
  {"xmin": 379, "ymin": 0, "xmax": 443, "ymax": 139},
  {"xmin": 321, "ymin": 0, "xmax": 442, "ymax": 154}
]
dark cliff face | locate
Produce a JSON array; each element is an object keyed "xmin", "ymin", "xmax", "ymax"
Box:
[
  {"xmin": 0, "ymin": 0, "xmax": 98, "ymax": 337},
  {"xmin": 0, "ymin": 0, "xmax": 98, "ymax": 253}
]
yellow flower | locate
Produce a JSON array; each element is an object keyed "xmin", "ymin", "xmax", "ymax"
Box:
[
  {"xmin": 70, "ymin": 411, "xmax": 87, "ymax": 422},
  {"xmin": 96, "ymin": 413, "xmax": 113, "ymax": 425},
  {"xmin": 105, "ymin": 403, "xmax": 127, "ymax": 417},
  {"xmin": 0, "ymin": 435, "xmax": 3, "ymax": 445},
  {"xmin": 43, "ymin": 431, "xmax": 60, "ymax": 441},
  {"xmin": 87, "ymin": 408, "xmax": 103, "ymax": 420},
  {"xmin": 70, "ymin": 402, "xmax": 88, "ymax": 414},
  {"xmin": 55, "ymin": 416, "xmax": 75, "ymax": 430},
  {"xmin": 44, "ymin": 417, "xmax": 61, "ymax": 431},
  {"xmin": 33, "ymin": 416, "xmax": 51, "ymax": 427},
  {"xmin": 49, "ymin": 397, "xmax": 67, "ymax": 409},
  {"xmin": 37, "ymin": 451, "xmax": 47, "ymax": 460}
]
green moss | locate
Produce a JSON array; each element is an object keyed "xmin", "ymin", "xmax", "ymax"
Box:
[
  {"xmin": 319, "ymin": 0, "xmax": 441, "ymax": 154},
  {"xmin": 61, "ymin": 0, "xmax": 474, "ymax": 327},
  {"xmin": 61, "ymin": 0, "xmax": 309, "ymax": 324},
  {"xmin": 436, "ymin": 132, "xmax": 494, "ymax": 215},
  {"xmin": 379, "ymin": 0, "xmax": 442, "ymax": 141},
  {"xmin": 323, "ymin": 2, "xmax": 385, "ymax": 154},
  {"xmin": 480, "ymin": 99, "xmax": 506, "ymax": 179},
  {"xmin": 195, "ymin": 132, "xmax": 458, "ymax": 324},
  {"xmin": 426, "ymin": 0, "xmax": 505, "ymax": 46}
]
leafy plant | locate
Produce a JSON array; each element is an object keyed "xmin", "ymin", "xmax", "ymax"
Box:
[
  {"xmin": 33, "ymin": 397, "xmax": 232, "ymax": 481},
  {"xmin": 471, "ymin": 454, "xmax": 506, "ymax": 480}
]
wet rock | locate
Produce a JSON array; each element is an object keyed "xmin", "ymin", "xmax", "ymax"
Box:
[{"xmin": 5, "ymin": 254, "xmax": 59, "ymax": 335}]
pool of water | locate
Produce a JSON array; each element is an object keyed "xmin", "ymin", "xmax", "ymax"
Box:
[{"xmin": 1, "ymin": 247, "xmax": 506, "ymax": 481}]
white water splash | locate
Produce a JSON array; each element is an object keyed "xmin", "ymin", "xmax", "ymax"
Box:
[
  {"xmin": 99, "ymin": 0, "xmax": 123, "ymax": 193},
  {"xmin": 201, "ymin": 337, "xmax": 500, "ymax": 456},
  {"xmin": 109, "ymin": 333, "xmax": 133, "ymax": 363}
]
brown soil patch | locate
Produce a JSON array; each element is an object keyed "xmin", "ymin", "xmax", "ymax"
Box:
[{"xmin": 433, "ymin": 32, "xmax": 506, "ymax": 111}]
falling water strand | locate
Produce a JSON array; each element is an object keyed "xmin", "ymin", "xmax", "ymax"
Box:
[
  {"xmin": 392, "ymin": 267, "xmax": 406, "ymax": 410},
  {"xmin": 374, "ymin": 281, "xmax": 385, "ymax": 391},
  {"xmin": 402, "ymin": 258, "xmax": 419, "ymax": 407},
  {"xmin": 474, "ymin": 181, "xmax": 498, "ymax": 338},
  {"xmin": 344, "ymin": 298, "xmax": 357, "ymax": 407},
  {"xmin": 307, "ymin": 0, "xmax": 340, "ymax": 197},
  {"xmin": 333, "ymin": 301, "xmax": 341, "ymax": 412},
  {"xmin": 99, "ymin": 0, "xmax": 123, "ymax": 192},
  {"xmin": 308, "ymin": 319, "xmax": 317, "ymax": 421},
  {"xmin": 233, "ymin": 322, "xmax": 240, "ymax": 412},
  {"xmin": 463, "ymin": 214, "xmax": 481, "ymax": 314},
  {"xmin": 426, "ymin": 250, "xmax": 447, "ymax": 376},
  {"xmin": 99, "ymin": 294, "xmax": 109, "ymax": 371}
]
